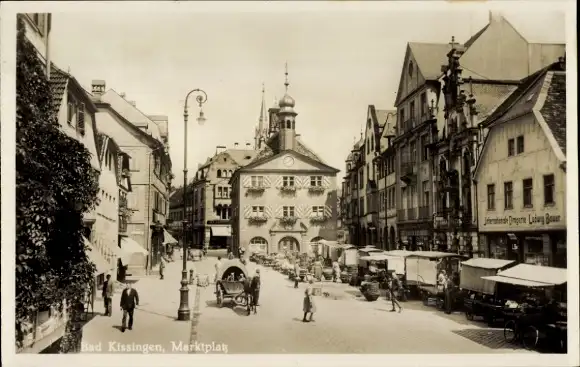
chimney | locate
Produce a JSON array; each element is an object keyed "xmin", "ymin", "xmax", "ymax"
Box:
[
  {"xmin": 92, "ymin": 80, "xmax": 106, "ymax": 96},
  {"xmin": 216, "ymin": 145, "xmax": 227, "ymax": 155},
  {"xmin": 129, "ymin": 101, "xmax": 136, "ymax": 107},
  {"xmin": 234, "ymin": 142, "xmax": 239, "ymax": 148}
]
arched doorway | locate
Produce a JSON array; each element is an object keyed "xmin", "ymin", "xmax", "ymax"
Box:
[
  {"xmin": 249, "ymin": 237, "xmax": 268, "ymax": 254},
  {"xmin": 278, "ymin": 236, "xmax": 300, "ymax": 252},
  {"xmin": 389, "ymin": 227, "xmax": 396, "ymax": 251},
  {"xmin": 311, "ymin": 236, "xmax": 324, "ymax": 257}
]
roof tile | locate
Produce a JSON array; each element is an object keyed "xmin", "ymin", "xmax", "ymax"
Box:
[{"xmin": 540, "ymin": 72, "xmax": 566, "ymax": 154}]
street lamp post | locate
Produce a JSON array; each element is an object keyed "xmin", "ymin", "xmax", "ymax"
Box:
[{"xmin": 178, "ymin": 88, "xmax": 208, "ymax": 321}]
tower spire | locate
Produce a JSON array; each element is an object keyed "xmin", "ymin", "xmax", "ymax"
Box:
[
  {"xmin": 284, "ymin": 62, "xmax": 289, "ymax": 92},
  {"xmin": 255, "ymin": 83, "xmax": 268, "ymax": 150}
]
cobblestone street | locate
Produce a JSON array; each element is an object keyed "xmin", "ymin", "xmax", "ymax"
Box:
[
  {"xmin": 76, "ymin": 251, "xmax": 541, "ymax": 354},
  {"xmin": 191, "ymin": 252, "xmax": 538, "ymax": 354},
  {"xmin": 80, "ymin": 259, "xmax": 195, "ymax": 354}
]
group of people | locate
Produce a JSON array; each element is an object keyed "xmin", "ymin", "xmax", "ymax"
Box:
[
  {"xmin": 102, "ymin": 274, "xmax": 140, "ymax": 332},
  {"xmin": 437, "ymin": 269, "xmax": 460, "ymax": 314}
]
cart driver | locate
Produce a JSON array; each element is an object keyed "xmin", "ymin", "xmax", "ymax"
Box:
[{"xmin": 437, "ymin": 270, "xmax": 448, "ymax": 292}]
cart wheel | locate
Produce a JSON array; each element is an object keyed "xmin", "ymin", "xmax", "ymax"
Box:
[
  {"xmin": 504, "ymin": 320, "xmax": 517, "ymax": 343},
  {"xmin": 465, "ymin": 311, "xmax": 474, "ymax": 321},
  {"xmin": 522, "ymin": 325, "xmax": 539, "ymax": 350},
  {"xmin": 216, "ymin": 289, "xmax": 223, "ymax": 308}
]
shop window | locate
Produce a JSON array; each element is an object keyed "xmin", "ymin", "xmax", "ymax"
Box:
[
  {"xmin": 487, "ymin": 184, "xmax": 495, "ymax": 210},
  {"xmin": 524, "ymin": 236, "xmax": 548, "ymax": 266},
  {"xmin": 523, "ymin": 178, "xmax": 533, "ymax": 207},
  {"xmin": 543, "ymin": 174, "xmax": 554, "ymax": 205},
  {"xmin": 504, "ymin": 181, "xmax": 513, "ymax": 209}
]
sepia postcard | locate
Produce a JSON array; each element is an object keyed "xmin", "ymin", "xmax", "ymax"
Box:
[{"xmin": 1, "ymin": 1, "xmax": 577, "ymax": 367}]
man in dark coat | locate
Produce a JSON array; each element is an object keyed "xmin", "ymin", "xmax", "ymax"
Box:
[
  {"xmin": 250, "ymin": 269, "xmax": 261, "ymax": 314},
  {"xmin": 102, "ymin": 274, "xmax": 115, "ymax": 316},
  {"xmin": 120, "ymin": 283, "xmax": 139, "ymax": 332}
]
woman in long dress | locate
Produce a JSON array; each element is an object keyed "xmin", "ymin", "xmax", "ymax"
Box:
[
  {"xmin": 302, "ymin": 279, "xmax": 316, "ymax": 322},
  {"xmin": 313, "ymin": 257, "xmax": 323, "ymax": 281}
]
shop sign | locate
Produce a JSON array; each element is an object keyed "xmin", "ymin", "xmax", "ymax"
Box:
[{"xmin": 483, "ymin": 213, "xmax": 562, "ymax": 227}]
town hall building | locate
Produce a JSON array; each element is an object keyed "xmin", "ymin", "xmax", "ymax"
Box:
[{"xmin": 230, "ymin": 69, "xmax": 340, "ymax": 255}]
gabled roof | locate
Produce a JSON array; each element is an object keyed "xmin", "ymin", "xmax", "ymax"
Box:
[
  {"xmin": 539, "ymin": 72, "xmax": 566, "ymax": 154},
  {"xmin": 409, "ymin": 42, "xmax": 455, "ymax": 80},
  {"xmin": 464, "ymin": 23, "xmax": 490, "ymax": 49},
  {"xmin": 482, "ymin": 64, "xmax": 555, "ymax": 128},
  {"xmin": 474, "ymin": 62, "xmax": 566, "ymax": 178},
  {"xmin": 49, "ymin": 64, "xmax": 98, "ymax": 116},
  {"xmin": 395, "ymin": 42, "xmax": 455, "ymax": 105},
  {"xmin": 248, "ymin": 131, "xmax": 325, "ymax": 166},
  {"xmin": 224, "ymin": 149, "xmax": 259, "ymax": 167},
  {"xmin": 236, "ymin": 148, "xmax": 340, "ymax": 175}
]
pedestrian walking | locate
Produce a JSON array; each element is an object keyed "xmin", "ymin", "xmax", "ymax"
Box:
[
  {"xmin": 388, "ymin": 275, "xmax": 403, "ymax": 313},
  {"xmin": 119, "ymin": 283, "xmax": 139, "ymax": 332},
  {"xmin": 294, "ymin": 262, "xmax": 300, "ymax": 288},
  {"xmin": 159, "ymin": 253, "xmax": 166, "ymax": 280},
  {"xmin": 302, "ymin": 279, "xmax": 316, "ymax": 322},
  {"xmin": 332, "ymin": 260, "xmax": 341, "ymax": 283},
  {"xmin": 214, "ymin": 256, "xmax": 222, "ymax": 283},
  {"xmin": 102, "ymin": 274, "xmax": 114, "ymax": 316}
]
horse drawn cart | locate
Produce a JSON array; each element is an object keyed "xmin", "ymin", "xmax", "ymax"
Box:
[{"xmin": 215, "ymin": 259, "xmax": 251, "ymax": 313}]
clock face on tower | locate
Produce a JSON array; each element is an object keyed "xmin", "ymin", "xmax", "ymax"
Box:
[{"xmin": 283, "ymin": 155, "xmax": 295, "ymax": 167}]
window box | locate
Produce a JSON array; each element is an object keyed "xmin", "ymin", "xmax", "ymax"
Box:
[
  {"xmin": 279, "ymin": 216, "xmax": 298, "ymax": 224},
  {"xmin": 247, "ymin": 185, "xmax": 266, "ymax": 192},
  {"xmin": 248, "ymin": 215, "xmax": 268, "ymax": 224},
  {"xmin": 279, "ymin": 186, "xmax": 297, "ymax": 193},
  {"xmin": 309, "ymin": 215, "xmax": 328, "ymax": 223},
  {"xmin": 308, "ymin": 186, "xmax": 326, "ymax": 193}
]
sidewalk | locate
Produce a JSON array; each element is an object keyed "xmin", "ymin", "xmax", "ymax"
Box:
[{"xmin": 80, "ymin": 260, "xmax": 197, "ymax": 354}]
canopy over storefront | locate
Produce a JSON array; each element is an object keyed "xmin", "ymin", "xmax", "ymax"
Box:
[
  {"xmin": 481, "ymin": 264, "xmax": 567, "ymax": 287},
  {"xmin": 210, "ymin": 226, "xmax": 231, "ymax": 237},
  {"xmin": 121, "ymin": 237, "xmax": 149, "ymax": 255},
  {"xmin": 84, "ymin": 236, "xmax": 111, "ymax": 275},
  {"xmin": 163, "ymin": 229, "xmax": 178, "ymax": 245}
]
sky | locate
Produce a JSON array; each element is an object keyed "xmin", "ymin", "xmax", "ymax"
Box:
[{"xmin": 47, "ymin": 3, "xmax": 566, "ymax": 186}]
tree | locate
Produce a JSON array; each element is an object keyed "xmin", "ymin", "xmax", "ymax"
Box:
[{"xmin": 15, "ymin": 16, "xmax": 100, "ymax": 352}]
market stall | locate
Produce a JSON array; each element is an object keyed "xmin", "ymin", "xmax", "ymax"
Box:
[
  {"xmin": 460, "ymin": 258, "xmax": 516, "ymax": 323},
  {"xmin": 481, "ymin": 264, "xmax": 567, "ymax": 351}
]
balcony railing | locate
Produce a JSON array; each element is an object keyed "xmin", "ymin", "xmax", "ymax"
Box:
[
  {"xmin": 406, "ymin": 208, "xmax": 417, "ymax": 220},
  {"xmin": 397, "ymin": 209, "xmax": 406, "ymax": 221},
  {"xmin": 418, "ymin": 206, "xmax": 430, "ymax": 219}
]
